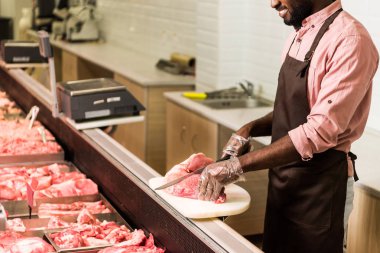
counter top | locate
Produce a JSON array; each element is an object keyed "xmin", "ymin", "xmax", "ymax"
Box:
[
  {"xmin": 51, "ymin": 40, "xmax": 195, "ymax": 86},
  {"xmin": 27, "ymin": 30, "xmax": 194, "ymax": 87},
  {"xmin": 164, "ymin": 92, "xmax": 273, "ymax": 145},
  {"xmin": 164, "ymin": 91, "xmax": 380, "ymax": 186}
]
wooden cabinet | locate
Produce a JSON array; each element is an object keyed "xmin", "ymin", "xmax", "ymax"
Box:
[
  {"xmin": 61, "ymin": 51, "xmax": 113, "ymax": 82},
  {"xmin": 114, "ymin": 75, "xmax": 194, "ymax": 175},
  {"xmin": 166, "ymin": 100, "xmax": 218, "ymax": 169},
  {"xmin": 347, "ymin": 182, "xmax": 380, "ymax": 253}
]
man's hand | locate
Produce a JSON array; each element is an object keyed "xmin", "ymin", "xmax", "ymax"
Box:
[
  {"xmin": 221, "ymin": 133, "xmax": 250, "ymax": 159},
  {"xmin": 198, "ymin": 157, "xmax": 244, "ymax": 201}
]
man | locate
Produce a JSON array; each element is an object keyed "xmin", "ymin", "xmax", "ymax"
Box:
[{"xmin": 197, "ymin": 0, "xmax": 378, "ymax": 252}]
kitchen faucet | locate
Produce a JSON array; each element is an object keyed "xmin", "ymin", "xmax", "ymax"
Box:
[{"xmin": 239, "ymin": 80, "xmax": 255, "ymax": 98}]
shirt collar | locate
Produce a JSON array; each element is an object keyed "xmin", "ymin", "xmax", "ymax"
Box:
[{"xmin": 300, "ymin": 1, "xmax": 342, "ymax": 30}]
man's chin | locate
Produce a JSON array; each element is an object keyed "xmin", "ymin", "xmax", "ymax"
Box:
[{"xmin": 284, "ymin": 18, "xmax": 302, "ymax": 29}]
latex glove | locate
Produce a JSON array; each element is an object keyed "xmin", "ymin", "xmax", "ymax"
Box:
[
  {"xmin": 198, "ymin": 157, "xmax": 244, "ymax": 201},
  {"xmin": 221, "ymin": 133, "xmax": 250, "ymax": 159}
]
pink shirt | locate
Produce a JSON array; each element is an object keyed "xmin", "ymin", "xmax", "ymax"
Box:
[{"xmin": 284, "ymin": 1, "xmax": 379, "ymax": 168}]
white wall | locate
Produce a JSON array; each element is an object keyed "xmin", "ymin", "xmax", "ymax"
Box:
[{"xmin": 96, "ymin": 0, "xmax": 197, "ymax": 60}]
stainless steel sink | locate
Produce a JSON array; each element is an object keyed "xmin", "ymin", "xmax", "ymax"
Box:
[{"xmin": 197, "ymin": 98, "xmax": 271, "ymax": 109}]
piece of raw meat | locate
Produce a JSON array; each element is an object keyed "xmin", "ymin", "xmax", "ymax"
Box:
[
  {"xmin": 0, "ymin": 120, "xmax": 62, "ymax": 155},
  {"xmin": 0, "ymin": 163, "xmax": 97, "ymax": 201},
  {"xmin": 98, "ymin": 234, "xmax": 165, "ymax": 253},
  {"xmin": 0, "ymin": 232, "xmax": 54, "ymax": 253},
  {"xmin": 33, "ymin": 178, "xmax": 98, "ymax": 199},
  {"xmin": 48, "ymin": 209, "xmax": 164, "ymax": 251},
  {"xmin": 0, "ymin": 231, "xmax": 23, "ymax": 250},
  {"xmin": 6, "ymin": 218, "xmax": 26, "ymax": 233},
  {"xmin": 164, "ymin": 153, "xmax": 226, "ymax": 203},
  {"xmin": 47, "ymin": 216, "xmax": 71, "ymax": 229},
  {"xmin": 38, "ymin": 200, "xmax": 111, "ymax": 218},
  {"xmin": 6, "ymin": 237, "xmax": 54, "ymax": 253}
]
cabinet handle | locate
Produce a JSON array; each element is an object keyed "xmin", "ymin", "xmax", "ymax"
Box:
[
  {"xmin": 180, "ymin": 126, "xmax": 187, "ymax": 143},
  {"xmin": 191, "ymin": 134, "xmax": 198, "ymax": 152}
]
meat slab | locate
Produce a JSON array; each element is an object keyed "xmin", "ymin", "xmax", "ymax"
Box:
[
  {"xmin": 38, "ymin": 200, "xmax": 111, "ymax": 218},
  {"xmin": 49, "ymin": 208, "xmax": 164, "ymax": 252},
  {"xmin": 0, "ymin": 163, "xmax": 98, "ymax": 201},
  {"xmin": 164, "ymin": 153, "xmax": 226, "ymax": 203},
  {"xmin": 0, "ymin": 120, "xmax": 62, "ymax": 155},
  {"xmin": 0, "ymin": 231, "xmax": 54, "ymax": 253}
]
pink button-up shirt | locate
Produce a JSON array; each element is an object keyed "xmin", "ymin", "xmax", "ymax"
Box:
[{"xmin": 284, "ymin": 1, "xmax": 379, "ymax": 174}]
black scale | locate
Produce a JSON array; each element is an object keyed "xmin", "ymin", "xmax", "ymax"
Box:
[{"xmin": 57, "ymin": 78, "xmax": 144, "ymax": 122}]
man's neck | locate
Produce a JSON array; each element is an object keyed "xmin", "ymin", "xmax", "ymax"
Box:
[{"xmin": 312, "ymin": 0, "xmax": 335, "ymax": 14}]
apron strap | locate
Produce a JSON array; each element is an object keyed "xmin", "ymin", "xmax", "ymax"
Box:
[
  {"xmin": 348, "ymin": 151, "xmax": 359, "ymax": 181},
  {"xmin": 304, "ymin": 8, "xmax": 343, "ymax": 62},
  {"xmin": 298, "ymin": 8, "xmax": 343, "ymax": 77}
]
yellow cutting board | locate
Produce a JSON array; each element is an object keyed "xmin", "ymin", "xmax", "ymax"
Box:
[{"xmin": 149, "ymin": 177, "xmax": 251, "ymax": 219}]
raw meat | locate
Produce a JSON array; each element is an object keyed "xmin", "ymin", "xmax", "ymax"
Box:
[
  {"xmin": 0, "ymin": 231, "xmax": 24, "ymax": 252},
  {"xmin": 98, "ymin": 234, "xmax": 165, "ymax": 253},
  {"xmin": 49, "ymin": 208, "xmax": 130, "ymax": 249},
  {"xmin": 0, "ymin": 163, "xmax": 98, "ymax": 201},
  {"xmin": 38, "ymin": 200, "xmax": 111, "ymax": 218},
  {"xmin": 6, "ymin": 218, "xmax": 26, "ymax": 233},
  {"xmin": 6, "ymin": 237, "xmax": 54, "ymax": 253},
  {"xmin": 0, "ymin": 120, "xmax": 62, "ymax": 155},
  {"xmin": 49, "ymin": 209, "xmax": 164, "ymax": 252},
  {"xmin": 0, "ymin": 232, "xmax": 54, "ymax": 253},
  {"xmin": 47, "ymin": 216, "xmax": 71, "ymax": 229},
  {"xmin": 164, "ymin": 153, "xmax": 226, "ymax": 203},
  {"xmin": 33, "ymin": 178, "xmax": 98, "ymax": 199}
]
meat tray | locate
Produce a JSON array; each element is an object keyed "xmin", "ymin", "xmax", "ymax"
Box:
[
  {"xmin": 2, "ymin": 194, "xmax": 106, "ymax": 218},
  {"xmin": 0, "ymin": 161, "xmax": 105, "ymax": 217},
  {"xmin": 44, "ymin": 232, "xmax": 114, "ymax": 253},
  {"xmin": 43, "ymin": 213, "xmax": 133, "ymax": 253}
]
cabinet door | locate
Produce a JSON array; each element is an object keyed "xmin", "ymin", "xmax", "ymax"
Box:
[
  {"xmin": 113, "ymin": 74, "xmax": 146, "ymax": 161},
  {"xmin": 166, "ymin": 101, "xmax": 217, "ymax": 171}
]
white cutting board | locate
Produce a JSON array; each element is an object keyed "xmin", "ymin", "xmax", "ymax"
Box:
[{"xmin": 149, "ymin": 177, "xmax": 251, "ymax": 219}]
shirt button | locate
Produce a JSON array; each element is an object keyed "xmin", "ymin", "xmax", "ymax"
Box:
[
  {"xmin": 328, "ymin": 100, "xmax": 332, "ymax": 104},
  {"xmin": 311, "ymin": 25, "xmax": 315, "ymax": 28},
  {"xmin": 297, "ymin": 38, "xmax": 302, "ymax": 43}
]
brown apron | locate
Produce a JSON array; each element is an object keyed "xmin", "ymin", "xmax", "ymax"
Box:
[{"xmin": 262, "ymin": 9, "xmax": 348, "ymax": 253}]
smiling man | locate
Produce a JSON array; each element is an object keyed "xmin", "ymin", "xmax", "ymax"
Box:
[{"xmin": 197, "ymin": 0, "xmax": 379, "ymax": 252}]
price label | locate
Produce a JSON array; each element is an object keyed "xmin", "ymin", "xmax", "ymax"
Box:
[{"xmin": 26, "ymin": 178, "xmax": 38, "ymax": 208}]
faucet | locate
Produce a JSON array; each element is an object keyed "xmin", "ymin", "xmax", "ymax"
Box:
[{"xmin": 239, "ymin": 80, "xmax": 255, "ymax": 98}]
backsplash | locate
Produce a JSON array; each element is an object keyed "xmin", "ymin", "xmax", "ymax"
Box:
[{"xmin": 96, "ymin": 0, "xmax": 197, "ymax": 59}]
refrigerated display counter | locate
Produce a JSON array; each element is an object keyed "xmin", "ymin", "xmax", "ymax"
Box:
[{"xmin": 0, "ymin": 66, "xmax": 262, "ymax": 253}]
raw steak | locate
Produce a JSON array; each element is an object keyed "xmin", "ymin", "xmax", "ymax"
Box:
[{"xmin": 164, "ymin": 153, "xmax": 226, "ymax": 203}]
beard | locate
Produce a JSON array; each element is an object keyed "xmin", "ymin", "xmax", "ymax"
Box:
[{"xmin": 284, "ymin": 1, "xmax": 313, "ymax": 29}]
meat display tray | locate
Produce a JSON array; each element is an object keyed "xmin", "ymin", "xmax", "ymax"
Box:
[
  {"xmin": 43, "ymin": 213, "xmax": 132, "ymax": 253},
  {"xmin": 0, "ymin": 150, "xmax": 64, "ymax": 164},
  {"xmin": 44, "ymin": 232, "xmax": 114, "ymax": 253},
  {"xmin": 2, "ymin": 194, "xmax": 105, "ymax": 218},
  {"xmin": 0, "ymin": 161, "xmax": 103, "ymax": 217}
]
